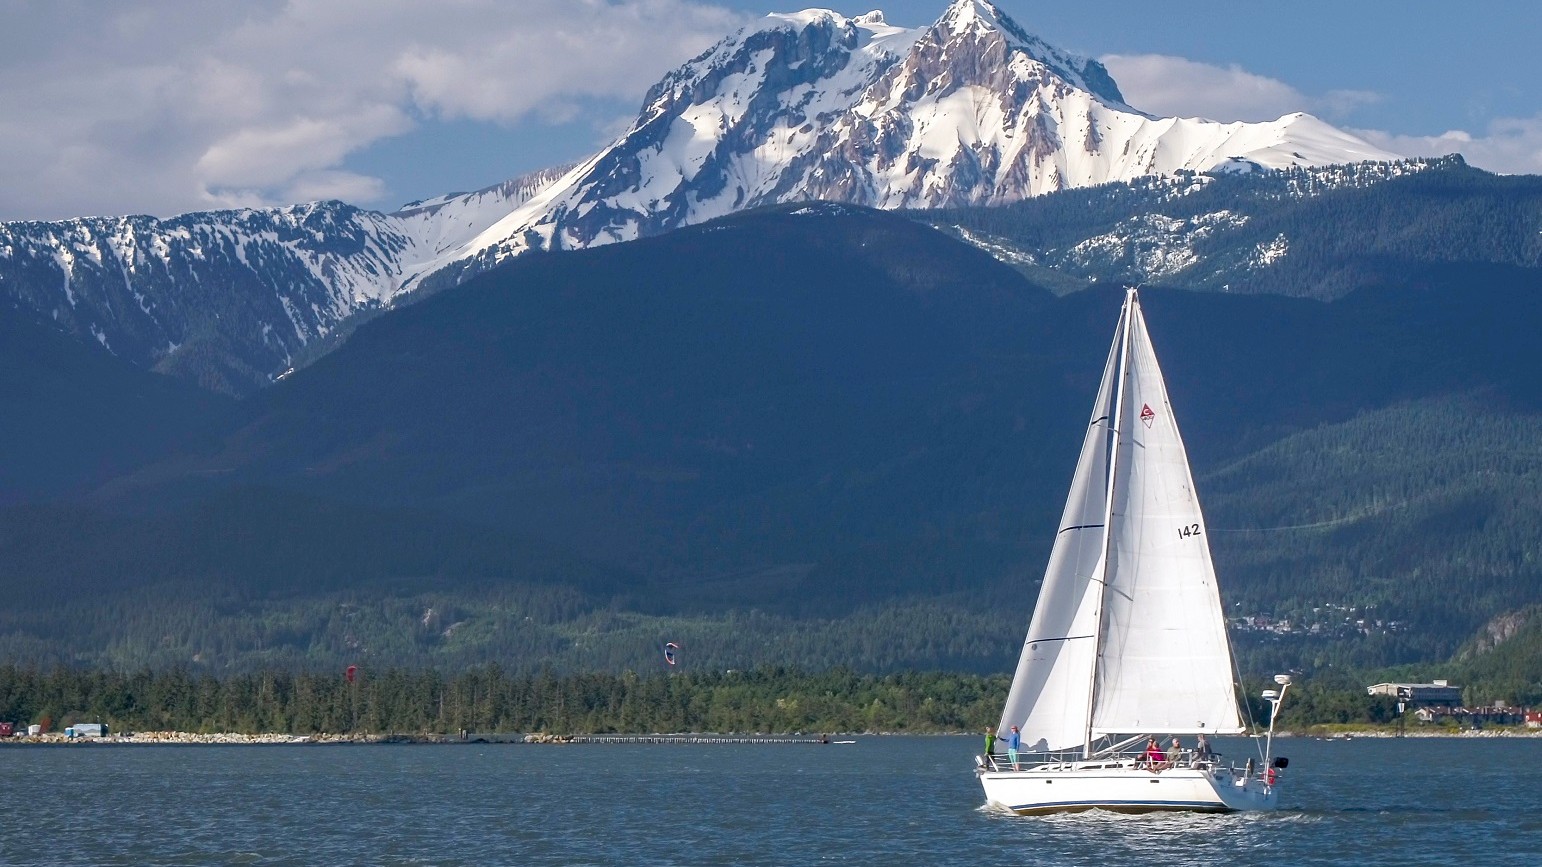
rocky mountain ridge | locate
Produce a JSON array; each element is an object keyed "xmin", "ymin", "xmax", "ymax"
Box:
[
  {"xmin": 455, "ymin": 0, "xmax": 1396, "ymax": 269},
  {"xmin": 0, "ymin": 0, "xmax": 1401, "ymax": 392}
]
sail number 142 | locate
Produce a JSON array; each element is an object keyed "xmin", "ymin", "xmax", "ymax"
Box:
[{"xmin": 1177, "ymin": 523, "xmax": 1202, "ymax": 540}]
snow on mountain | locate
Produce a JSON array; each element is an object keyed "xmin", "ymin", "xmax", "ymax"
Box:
[
  {"xmin": 0, "ymin": 201, "xmax": 419, "ymax": 392},
  {"xmin": 390, "ymin": 162, "xmax": 576, "ymax": 280},
  {"xmin": 929, "ymin": 157, "xmax": 1461, "ymax": 294},
  {"xmin": 0, "ymin": 165, "xmax": 573, "ymax": 392},
  {"xmin": 441, "ymin": 0, "xmax": 1398, "ymax": 272},
  {"xmin": 0, "ymin": 0, "xmax": 1404, "ymax": 392}
]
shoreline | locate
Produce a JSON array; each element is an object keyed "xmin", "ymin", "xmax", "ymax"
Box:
[
  {"xmin": 0, "ymin": 731, "xmax": 838, "ymax": 746},
  {"xmin": 4, "ymin": 727, "xmax": 1539, "ymax": 746},
  {"xmin": 1, "ymin": 731, "xmax": 418, "ymax": 746},
  {"xmin": 1279, "ymin": 726, "xmax": 1542, "ymax": 738}
]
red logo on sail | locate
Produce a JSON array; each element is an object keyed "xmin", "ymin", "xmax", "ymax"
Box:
[{"xmin": 1140, "ymin": 403, "xmax": 1155, "ymax": 428}]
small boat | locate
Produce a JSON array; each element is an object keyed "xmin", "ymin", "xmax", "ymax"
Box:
[{"xmin": 978, "ymin": 288, "xmax": 1291, "ymax": 815}]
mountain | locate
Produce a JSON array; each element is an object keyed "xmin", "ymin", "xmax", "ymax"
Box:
[
  {"xmin": 0, "ymin": 205, "xmax": 1065, "ymax": 670},
  {"xmin": 1453, "ymin": 606, "xmax": 1542, "ymax": 704},
  {"xmin": 445, "ymin": 0, "xmax": 1395, "ymax": 269},
  {"xmin": 0, "ymin": 0, "xmax": 1397, "ymax": 393},
  {"xmin": 0, "ymin": 164, "xmax": 576, "ymax": 395},
  {"xmin": 0, "ymin": 305, "xmax": 230, "ymax": 503},
  {"xmin": 0, "ymin": 201, "xmax": 404, "ymax": 394},
  {"xmin": 65, "ymin": 204, "xmax": 1059, "ymax": 602},
  {"xmin": 5, "ymin": 2, "xmax": 1539, "ymax": 683},
  {"xmin": 928, "ymin": 155, "xmax": 1542, "ymax": 298},
  {"xmin": 6, "ymin": 204, "xmax": 1541, "ymax": 676}
]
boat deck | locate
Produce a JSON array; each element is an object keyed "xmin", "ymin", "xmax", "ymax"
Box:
[{"xmin": 979, "ymin": 749, "xmax": 1278, "ymax": 786}]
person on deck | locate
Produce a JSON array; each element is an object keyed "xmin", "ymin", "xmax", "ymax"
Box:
[
  {"xmin": 1167, "ymin": 737, "xmax": 1185, "ymax": 769},
  {"xmin": 1007, "ymin": 725, "xmax": 1021, "ymax": 770},
  {"xmin": 984, "ymin": 727, "xmax": 997, "ymax": 769},
  {"xmin": 1142, "ymin": 737, "xmax": 1165, "ymax": 771},
  {"xmin": 1194, "ymin": 733, "xmax": 1213, "ymax": 766}
]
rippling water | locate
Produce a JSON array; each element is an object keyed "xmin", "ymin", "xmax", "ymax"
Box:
[{"xmin": 1, "ymin": 735, "xmax": 1537, "ymax": 865}]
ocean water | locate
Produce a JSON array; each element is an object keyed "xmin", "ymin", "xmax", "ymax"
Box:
[{"xmin": 0, "ymin": 735, "xmax": 1537, "ymax": 865}]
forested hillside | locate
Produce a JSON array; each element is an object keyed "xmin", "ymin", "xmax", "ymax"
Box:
[
  {"xmin": 3, "ymin": 200, "xmax": 1540, "ymax": 702},
  {"xmin": 0, "ymin": 306, "xmax": 232, "ymax": 502}
]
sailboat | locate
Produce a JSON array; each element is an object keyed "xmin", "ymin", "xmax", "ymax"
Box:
[{"xmin": 977, "ymin": 288, "xmax": 1291, "ymax": 815}]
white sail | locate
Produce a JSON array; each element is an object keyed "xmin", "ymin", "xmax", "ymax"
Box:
[
  {"xmin": 1089, "ymin": 298, "xmax": 1244, "ymax": 737},
  {"xmin": 979, "ymin": 289, "xmax": 1283, "ymax": 817},
  {"xmin": 997, "ymin": 305, "xmax": 1126, "ymax": 752}
]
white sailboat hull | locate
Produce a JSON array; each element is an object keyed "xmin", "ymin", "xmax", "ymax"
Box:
[{"xmin": 979, "ymin": 762, "xmax": 1278, "ymax": 815}]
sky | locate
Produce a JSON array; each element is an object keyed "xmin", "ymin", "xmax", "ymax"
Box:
[{"xmin": 1, "ymin": 0, "xmax": 1538, "ymax": 222}]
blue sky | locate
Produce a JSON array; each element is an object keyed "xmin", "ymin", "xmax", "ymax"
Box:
[{"xmin": 1, "ymin": 0, "xmax": 1537, "ymax": 221}]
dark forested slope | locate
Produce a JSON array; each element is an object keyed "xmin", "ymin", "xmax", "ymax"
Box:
[{"xmin": 2, "ymin": 203, "xmax": 1540, "ymax": 682}]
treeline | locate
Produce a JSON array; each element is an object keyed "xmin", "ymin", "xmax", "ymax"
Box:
[
  {"xmin": 0, "ymin": 666, "xmax": 1002, "ymax": 735},
  {"xmin": 0, "ymin": 665, "xmax": 1416, "ymax": 736}
]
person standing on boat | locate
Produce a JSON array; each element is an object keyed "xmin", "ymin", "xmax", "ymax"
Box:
[
  {"xmin": 1007, "ymin": 725, "xmax": 1021, "ymax": 770},
  {"xmin": 1195, "ymin": 733, "xmax": 1213, "ymax": 766},
  {"xmin": 983, "ymin": 727, "xmax": 997, "ymax": 769}
]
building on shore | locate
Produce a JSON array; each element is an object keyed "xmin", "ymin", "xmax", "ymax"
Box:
[{"xmin": 1366, "ymin": 681, "xmax": 1463, "ymax": 708}]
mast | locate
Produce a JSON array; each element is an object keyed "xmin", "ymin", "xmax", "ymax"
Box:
[
  {"xmin": 1080, "ymin": 288, "xmax": 1135, "ymax": 758},
  {"xmin": 1087, "ymin": 296, "xmax": 1246, "ymax": 739}
]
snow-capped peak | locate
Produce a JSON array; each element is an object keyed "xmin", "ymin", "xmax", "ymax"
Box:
[
  {"xmin": 423, "ymin": 0, "xmax": 1394, "ymax": 272},
  {"xmin": 924, "ymin": 0, "xmax": 1126, "ymax": 104},
  {"xmin": 0, "ymin": 1, "xmax": 1408, "ymax": 392},
  {"xmin": 763, "ymin": 8, "xmax": 846, "ymax": 30}
]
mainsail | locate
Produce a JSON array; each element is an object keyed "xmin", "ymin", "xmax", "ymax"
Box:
[
  {"xmin": 1000, "ymin": 290, "xmax": 1242, "ymax": 753},
  {"xmin": 996, "ymin": 302, "xmax": 1124, "ymax": 752}
]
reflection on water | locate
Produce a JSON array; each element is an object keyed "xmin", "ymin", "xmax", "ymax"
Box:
[{"xmin": 0, "ymin": 735, "xmax": 1537, "ymax": 866}]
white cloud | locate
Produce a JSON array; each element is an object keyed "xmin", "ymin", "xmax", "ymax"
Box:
[
  {"xmin": 0, "ymin": 0, "xmax": 745, "ymax": 221},
  {"xmin": 1101, "ymin": 54, "xmax": 1309, "ymax": 123},
  {"xmin": 8, "ymin": 7, "xmax": 1533, "ymax": 223},
  {"xmin": 279, "ymin": 171, "xmax": 391, "ymax": 208},
  {"xmin": 1101, "ymin": 52, "xmax": 1539, "ymax": 176},
  {"xmin": 1352, "ymin": 116, "xmax": 1542, "ymax": 176},
  {"xmin": 1317, "ymin": 89, "xmax": 1382, "ymax": 119},
  {"xmin": 196, "ymin": 108, "xmax": 414, "ymax": 189}
]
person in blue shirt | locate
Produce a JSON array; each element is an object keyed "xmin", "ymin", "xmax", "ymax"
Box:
[{"xmin": 1007, "ymin": 725, "xmax": 1022, "ymax": 770}]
